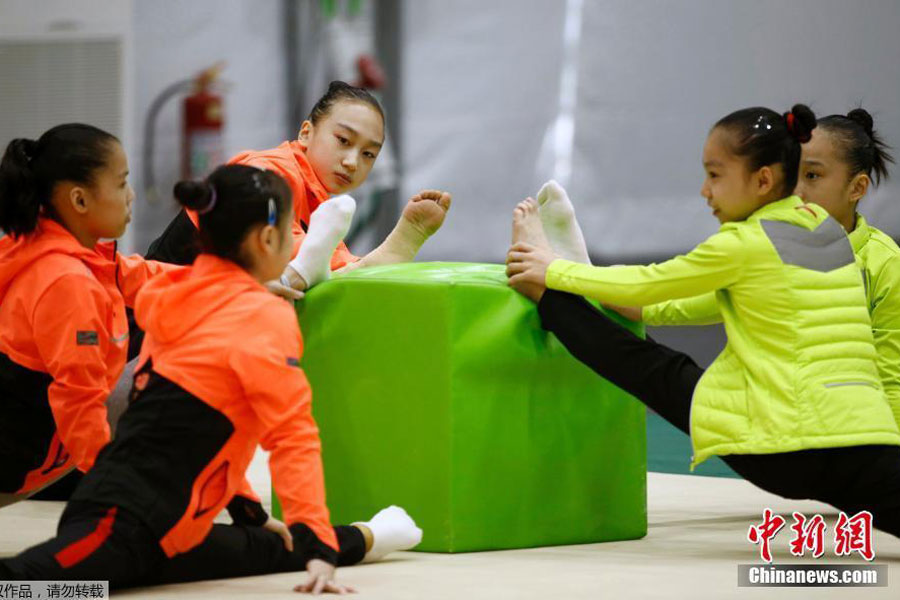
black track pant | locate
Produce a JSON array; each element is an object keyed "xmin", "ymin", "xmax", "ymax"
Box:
[
  {"xmin": 538, "ymin": 290, "xmax": 900, "ymax": 537},
  {"xmin": 0, "ymin": 501, "xmax": 366, "ymax": 589}
]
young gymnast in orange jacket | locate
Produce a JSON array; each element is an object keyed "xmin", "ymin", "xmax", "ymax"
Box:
[
  {"xmin": 145, "ymin": 81, "xmax": 451, "ymax": 291},
  {"xmin": 0, "ymin": 124, "xmax": 176, "ymax": 505},
  {"xmin": 1, "ymin": 164, "xmax": 420, "ymax": 593}
]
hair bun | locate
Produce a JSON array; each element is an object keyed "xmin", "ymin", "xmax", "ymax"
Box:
[
  {"xmin": 173, "ymin": 180, "xmax": 213, "ymax": 211},
  {"xmin": 9, "ymin": 138, "xmax": 38, "ymax": 167},
  {"xmin": 783, "ymin": 104, "xmax": 816, "ymax": 143},
  {"xmin": 327, "ymin": 80, "xmax": 352, "ymax": 93},
  {"xmin": 846, "ymin": 108, "xmax": 875, "ymax": 137}
]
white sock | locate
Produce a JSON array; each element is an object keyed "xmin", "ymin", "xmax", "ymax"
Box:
[
  {"xmin": 354, "ymin": 505, "xmax": 423, "ymax": 563},
  {"xmin": 286, "ymin": 195, "xmax": 356, "ymax": 288},
  {"xmin": 536, "ymin": 179, "xmax": 591, "ymax": 264}
]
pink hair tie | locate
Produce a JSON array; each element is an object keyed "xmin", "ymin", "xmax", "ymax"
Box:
[{"xmin": 197, "ymin": 185, "xmax": 217, "ymax": 215}]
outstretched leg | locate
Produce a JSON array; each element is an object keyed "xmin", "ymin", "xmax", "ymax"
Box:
[
  {"xmin": 155, "ymin": 506, "xmax": 422, "ymax": 584},
  {"xmin": 537, "ymin": 289, "xmax": 701, "ymax": 434},
  {"xmin": 282, "ymin": 194, "xmax": 357, "ymax": 290},
  {"xmin": 536, "ymin": 179, "xmax": 591, "ymax": 264}
]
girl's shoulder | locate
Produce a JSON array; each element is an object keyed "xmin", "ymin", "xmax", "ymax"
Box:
[
  {"xmin": 858, "ymin": 225, "xmax": 900, "ymax": 292},
  {"xmin": 20, "ymin": 251, "xmax": 102, "ymax": 292},
  {"xmin": 238, "ymin": 289, "xmax": 301, "ymax": 338},
  {"xmin": 222, "ymin": 292, "xmax": 303, "ymax": 369},
  {"xmin": 863, "ymin": 224, "xmax": 900, "ymax": 258},
  {"xmin": 12, "ymin": 256, "xmax": 108, "ymax": 318}
]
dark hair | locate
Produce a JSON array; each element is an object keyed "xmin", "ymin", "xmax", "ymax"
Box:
[
  {"xmin": 818, "ymin": 108, "xmax": 894, "ymax": 186},
  {"xmin": 714, "ymin": 104, "xmax": 817, "ymax": 196},
  {"xmin": 307, "ymin": 80, "xmax": 385, "ymax": 126},
  {"xmin": 174, "ymin": 164, "xmax": 292, "ymax": 269},
  {"xmin": 0, "ymin": 123, "xmax": 119, "ymax": 238}
]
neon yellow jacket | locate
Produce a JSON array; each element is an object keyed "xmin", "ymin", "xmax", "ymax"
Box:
[
  {"xmin": 851, "ymin": 215, "xmax": 900, "ymax": 426},
  {"xmin": 545, "ymin": 196, "xmax": 900, "ymax": 467},
  {"xmin": 644, "ymin": 213, "xmax": 900, "ymax": 429}
]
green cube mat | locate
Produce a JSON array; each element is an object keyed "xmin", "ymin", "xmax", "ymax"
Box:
[{"xmin": 273, "ymin": 262, "xmax": 647, "ymax": 552}]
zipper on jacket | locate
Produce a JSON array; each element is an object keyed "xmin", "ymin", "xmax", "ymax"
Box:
[{"xmin": 113, "ymin": 240, "xmax": 122, "ymax": 293}]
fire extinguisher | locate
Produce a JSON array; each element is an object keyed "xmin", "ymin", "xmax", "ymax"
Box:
[
  {"xmin": 143, "ymin": 63, "xmax": 225, "ymax": 204},
  {"xmin": 182, "ymin": 64, "xmax": 224, "ymax": 180}
]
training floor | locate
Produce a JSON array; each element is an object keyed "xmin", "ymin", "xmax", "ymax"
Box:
[{"xmin": 2, "ymin": 454, "xmax": 898, "ymax": 600}]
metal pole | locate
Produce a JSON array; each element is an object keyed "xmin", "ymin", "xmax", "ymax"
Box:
[
  {"xmin": 373, "ymin": 0, "xmax": 403, "ymax": 242},
  {"xmin": 283, "ymin": 0, "xmax": 299, "ymax": 139}
]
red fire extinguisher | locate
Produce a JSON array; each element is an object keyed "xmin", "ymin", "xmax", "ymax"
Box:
[{"xmin": 182, "ymin": 63, "xmax": 224, "ymax": 180}]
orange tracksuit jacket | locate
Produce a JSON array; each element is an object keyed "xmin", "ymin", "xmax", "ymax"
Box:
[
  {"xmin": 182, "ymin": 141, "xmax": 359, "ymax": 268},
  {"xmin": 0, "ymin": 218, "xmax": 175, "ymax": 494},
  {"xmin": 229, "ymin": 141, "xmax": 358, "ymax": 267},
  {"xmin": 72, "ymin": 254, "xmax": 339, "ymax": 560}
]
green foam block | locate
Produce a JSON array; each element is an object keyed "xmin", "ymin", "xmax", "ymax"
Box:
[{"xmin": 273, "ymin": 262, "xmax": 647, "ymax": 552}]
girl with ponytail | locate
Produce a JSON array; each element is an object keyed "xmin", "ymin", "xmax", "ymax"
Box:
[
  {"xmin": 795, "ymin": 108, "xmax": 900, "ymax": 427},
  {"xmin": 0, "ymin": 124, "xmax": 178, "ymax": 505},
  {"xmin": 506, "ymin": 105, "xmax": 900, "ymax": 537},
  {"xmin": 2, "ymin": 163, "xmax": 422, "ymax": 591},
  {"xmin": 146, "ymin": 80, "xmax": 452, "ymax": 292}
]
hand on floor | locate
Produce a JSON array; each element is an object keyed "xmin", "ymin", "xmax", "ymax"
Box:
[
  {"xmin": 295, "ymin": 559, "xmax": 356, "ymax": 595},
  {"xmin": 401, "ymin": 189, "xmax": 452, "ymax": 238}
]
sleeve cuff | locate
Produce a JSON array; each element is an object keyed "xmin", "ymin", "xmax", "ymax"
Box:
[
  {"xmin": 544, "ymin": 258, "xmax": 569, "ymax": 290},
  {"xmin": 288, "ymin": 523, "xmax": 339, "ymax": 565},
  {"xmin": 226, "ymin": 495, "xmax": 269, "ymax": 527}
]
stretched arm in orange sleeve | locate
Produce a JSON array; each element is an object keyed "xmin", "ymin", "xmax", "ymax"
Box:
[
  {"xmin": 32, "ymin": 275, "xmax": 114, "ymax": 472},
  {"xmin": 116, "ymin": 254, "xmax": 186, "ymax": 307},
  {"xmin": 229, "ymin": 304, "xmax": 338, "ymax": 555}
]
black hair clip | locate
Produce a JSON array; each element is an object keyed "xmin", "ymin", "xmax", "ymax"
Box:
[{"xmin": 198, "ymin": 184, "xmax": 218, "ymax": 215}]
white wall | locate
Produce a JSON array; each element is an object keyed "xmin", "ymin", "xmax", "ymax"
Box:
[{"xmin": 402, "ymin": 0, "xmax": 567, "ymax": 263}]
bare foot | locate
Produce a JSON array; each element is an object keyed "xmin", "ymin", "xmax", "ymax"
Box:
[
  {"xmin": 401, "ymin": 189, "xmax": 452, "ymax": 238},
  {"xmin": 512, "ymin": 197, "xmax": 553, "ymax": 251}
]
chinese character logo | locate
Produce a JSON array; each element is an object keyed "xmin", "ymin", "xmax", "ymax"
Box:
[
  {"xmin": 834, "ymin": 511, "xmax": 875, "ymax": 561},
  {"xmin": 788, "ymin": 512, "xmax": 826, "ymax": 559},
  {"xmin": 747, "ymin": 509, "xmax": 875, "ymax": 562},
  {"xmin": 747, "ymin": 508, "xmax": 786, "ymax": 563}
]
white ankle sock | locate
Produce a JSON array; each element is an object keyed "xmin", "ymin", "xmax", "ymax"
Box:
[
  {"xmin": 354, "ymin": 505, "xmax": 423, "ymax": 563},
  {"xmin": 536, "ymin": 180, "xmax": 591, "ymax": 264},
  {"xmin": 286, "ymin": 195, "xmax": 356, "ymax": 288}
]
